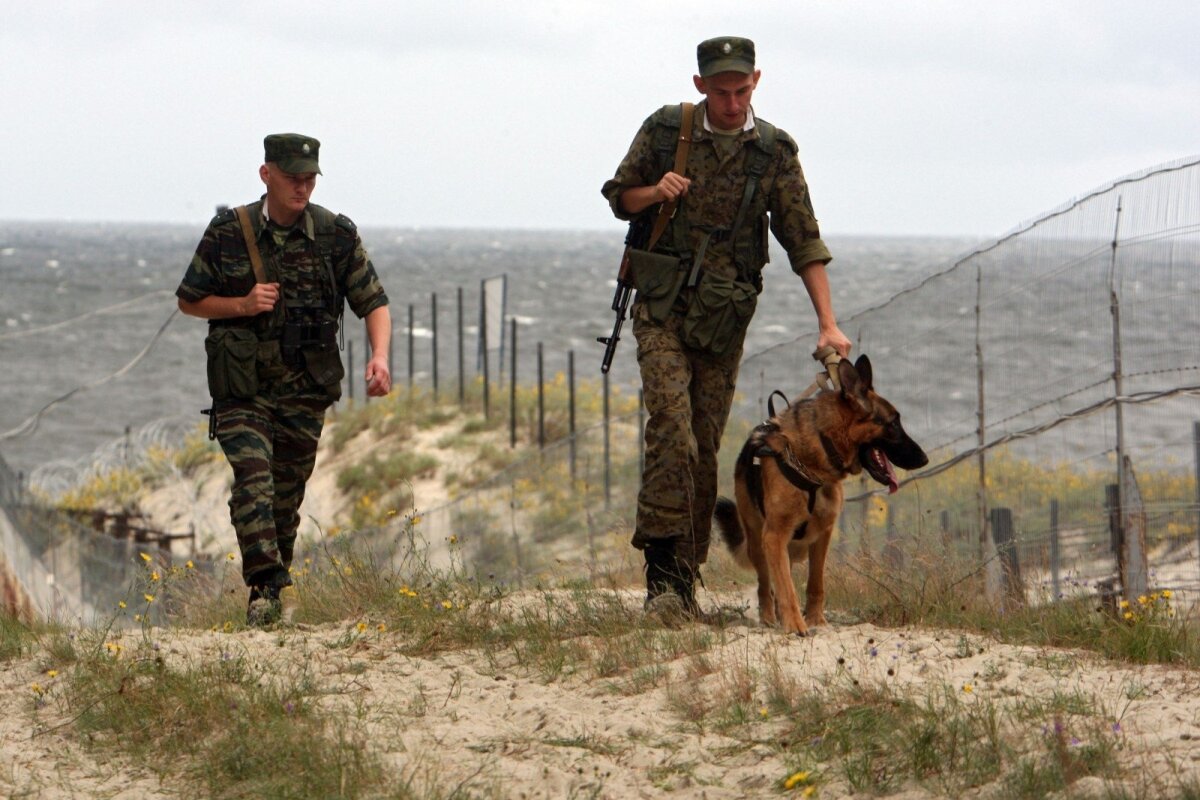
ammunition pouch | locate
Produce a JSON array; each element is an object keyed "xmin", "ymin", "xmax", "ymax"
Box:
[
  {"xmin": 205, "ymin": 327, "xmax": 259, "ymax": 401},
  {"xmin": 680, "ymin": 271, "xmax": 759, "ymax": 357},
  {"xmin": 628, "ymin": 249, "xmax": 685, "ymax": 324},
  {"xmin": 279, "ymin": 313, "xmax": 343, "ymax": 398}
]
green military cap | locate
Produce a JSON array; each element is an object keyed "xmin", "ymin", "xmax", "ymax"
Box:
[
  {"xmin": 696, "ymin": 36, "xmax": 756, "ymax": 77},
  {"xmin": 263, "ymin": 133, "xmax": 322, "ymax": 175}
]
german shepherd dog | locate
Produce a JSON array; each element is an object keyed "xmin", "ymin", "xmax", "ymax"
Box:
[{"xmin": 714, "ymin": 355, "xmax": 928, "ymax": 635}]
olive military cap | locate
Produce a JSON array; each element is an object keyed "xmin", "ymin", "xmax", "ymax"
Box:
[
  {"xmin": 696, "ymin": 36, "xmax": 755, "ymax": 77},
  {"xmin": 264, "ymin": 133, "xmax": 322, "ymax": 175}
]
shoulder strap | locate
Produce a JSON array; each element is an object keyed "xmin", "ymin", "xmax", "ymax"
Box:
[
  {"xmin": 728, "ymin": 119, "xmax": 779, "ymax": 248},
  {"xmin": 233, "ymin": 205, "xmax": 267, "ymax": 284},
  {"xmin": 646, "ymin": 101, "xmax": 694, "ymax": 251}
]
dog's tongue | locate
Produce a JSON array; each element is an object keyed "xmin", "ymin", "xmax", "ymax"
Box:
[{"xmin": 871, "ymin": 448, "xmax": 899, "ymax": 494}]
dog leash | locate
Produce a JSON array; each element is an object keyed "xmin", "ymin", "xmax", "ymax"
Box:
[{"xmin": 765, "ymin": 346, "xmax": 844, "ymax": 418}]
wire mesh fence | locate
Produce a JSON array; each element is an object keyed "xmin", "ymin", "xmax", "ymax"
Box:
[{"xmin": 1, "ymin": 157, "xmax": 1198, "ymax": 619}]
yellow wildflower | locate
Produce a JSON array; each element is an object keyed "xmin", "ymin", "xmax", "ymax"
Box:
[
  {"xmin": 1162, "ymin": 589, "xmax": 1173, "ymax": 599},
  {"xmin": 760, "ymin": 707, "xmax": 769, "ymax": 718},
  {"xmin": 134, "ymin": 614, "xmax": 142, "ymax": 622},
  {"xmin": 1119, "ymin": 599, "xmax": 1130, "ymax": 609},
  {"xmin": 140, "ymin": 552, "xmax": 151, "ymax": 563},
  {"xmin": 118, "ymin": 601, "xmax": 127, "ymax": 609},
  {"xmin": 962, "ymin": 684, "xmax": 974, "ymax": 694},
  {"xmin": 186, "ymin": 560, "xmax": 194, "ymax": 569},
  {"xmin": 377, "ymin": 623, "xmax": 387, "ymax": 632},
  {"xmin": 448, "ymin": 534, "xmax": 458, "ymax": 545},
  {"xmin": 411, "ymin": 515, "xmax": 422, "ymax": 526},
  {"xmin": 1124, "ymin": 611, "xmax": 1134, "ymax": 620},
  {"xmin": 802, "ymin": 787, "xmax": 816, "ymax": 798},
  {"xmin": 144, "ymin": 593, "xmax": 155, "ymax": 603},
  {"xmin": 46, "ymin": 670, "xmax": 58, "ymax": 678},
  {"xmin": 784, "ymin": 771, "xmax": 810, "ymax": 790},
  {"xmin": 441, "ymin": 600, "xmax": 453, "ymax": 609},
  {"xmin": 1137, "ymin": 595, "xmax": 1149, "ymax": 606},
  {"xmin": 31, "ymin": 683, "xmax": 42, "ymax": 694},
  {"xmin": 151, "ymin": 571, "xmax": 160, "ymax": 582},
  {"xmin": 387, "ymin": 509, "xmax": 398, "ymax": 517},
  {"xmin": 356, "ymin": 622, "xmax": 367, "ymax": 633},
  {"xmin": 227, "ymin": 552, "xmax": 236, "ymax": 561}
]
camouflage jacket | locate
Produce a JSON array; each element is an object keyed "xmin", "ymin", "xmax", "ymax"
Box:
[
  {"xmin": 601, "ymin": 100, "xmax": 832, "ymax": 283},
  {"xmin": 175, "ymin": 197, "xmax": 389, "ymax": 340}
]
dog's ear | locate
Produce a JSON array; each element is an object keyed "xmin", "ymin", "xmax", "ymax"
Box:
[
  {"xmin": 838, "ymin": 359, "xmax": 871, "ymax": 414},
  {"xmin": 854, "ymin": 354, "xmax": 874, "ymax": 391}
]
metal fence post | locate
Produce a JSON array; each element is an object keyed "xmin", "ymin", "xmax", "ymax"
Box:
[
  {"xmin": 431, "ymin": 292, "xmax": 438, "ymax": 402},
  {"xmin": 509, "ymin": 317, "xmax": 517, "ymax": 448},
  {"xmin": 347, "ymin": 340, "xmax": 354, "ymax": 403},
  {"xmin": 568, "ymin": 350, "xmax": 577, "ymax": 482},
  {"xmin": 407, "ymin": 303, "xmax": 415, "ymax": 390},
  {"xmin": 457, "ymin": 287, "xmax": 465, "ymax": 406},
  {"xmin": 536, "ymin": 342, "xmax": 544, "ymax": 450}
]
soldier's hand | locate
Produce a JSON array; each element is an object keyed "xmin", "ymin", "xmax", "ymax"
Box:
[
  {"xmin": 241, "ymin": 282, "xmax": 280, "ymax": 316},
  {"xmin": 818, "ymin": 325, "xmax": 852, "ymax": 359},
  {"xmin": 365, "ymin": 355, "xmax": 391, "ymax": 397},
  {"xmin": 655, "ymin": 171, "xmax": 691, "ymax": 203}
]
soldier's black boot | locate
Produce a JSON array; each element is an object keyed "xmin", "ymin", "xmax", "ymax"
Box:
[
  {"xmin": 643, "ymin": 539, "xmax": 700, "ymax": 620},
  {"xmin": 246, "ymin": 584, "xmax": 282, "ymax": 627}
]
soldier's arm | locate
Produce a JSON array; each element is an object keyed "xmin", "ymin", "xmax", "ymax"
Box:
[
  {"xmin": 601, "ymin": 119, "xmax": 665, "ymax": 221},
  {"xmin": 363, "ymin": 305, "xmax": 392, "ymax": 397},
  {"xmin": 178, "ymin": 286, "xmax": 279, "ymax": 319}
]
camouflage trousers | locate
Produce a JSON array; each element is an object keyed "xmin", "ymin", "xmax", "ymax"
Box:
[
  {"xmin": 631, "ymin": 303, "xmax": 743, "ymax": 568},
  {"xmin": 214, "ymin": 386, "xmax": 332, "ymax": 588}
]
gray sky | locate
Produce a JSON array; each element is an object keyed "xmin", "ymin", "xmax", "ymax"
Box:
[{"xmin": 2, "ymin": 0, "xmax": 1196, "ymax": 237}]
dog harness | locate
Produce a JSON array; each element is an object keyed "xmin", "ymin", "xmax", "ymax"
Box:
[{"xmin": 748, "ymin": 420, "xmax": 823, "ymax": 515}]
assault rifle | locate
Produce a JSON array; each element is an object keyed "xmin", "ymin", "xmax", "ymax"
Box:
[{"xmin": 597, "ymin": 216, "xmax": 651, "ymax": 374}]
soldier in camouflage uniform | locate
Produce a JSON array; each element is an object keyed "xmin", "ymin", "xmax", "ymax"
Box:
[
  {"xmin": 177, "ymin": 133, "xmax": 391, "ymax": 626},
  {"xmin": 601, "ymin": 38, "xmax": 852, "ymax": 617}
]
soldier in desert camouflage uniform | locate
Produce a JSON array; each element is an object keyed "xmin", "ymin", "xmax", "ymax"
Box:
[
  {"xmin": 601, "ymin": 37, "xmax": 852, "ymax": 617},
  {"xmin": 177, "ymin": 133, "xmax": 391, "ymax": 626}
]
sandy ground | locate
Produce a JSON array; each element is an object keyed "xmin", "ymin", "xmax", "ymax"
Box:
[{"xmin": 5, "ymin": 587, "xmax": 1200, "ymax": 799}]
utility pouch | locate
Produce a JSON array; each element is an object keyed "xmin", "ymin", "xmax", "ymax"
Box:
[
  {"xmin": 303, "ymin": 344, "xmax": 345, "ymax": 397},
  {"xmin": 629, "ymin": 249, "xmax": 685, "ymax": 324},
  {"xmin": 204, "ymin": 327, "xmax": 258, "ymax": 401},
  {"xmin": 256, "ymin": 339, "xmax": 286, "ymax": 382},
  {"xmin": 680, "ymin": 272, "xmax": 758, "ymax": 356}
]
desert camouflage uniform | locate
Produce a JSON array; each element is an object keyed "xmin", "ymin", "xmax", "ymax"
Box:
[
  {"xmin": 601, "ymin": 99, "xmax": 832, "ymax": 568},
  {"xmin": 176, "ymin": 198, "xmax": 388, "ymax": 587}
]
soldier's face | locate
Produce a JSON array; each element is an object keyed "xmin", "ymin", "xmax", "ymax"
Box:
[
  {"xmin": 259, "ymin": 164, "xmax": 317, "ymax": 223},
  {"xmin": 693, "ymin": 70, "xmax": 761, "ymax": 129}
]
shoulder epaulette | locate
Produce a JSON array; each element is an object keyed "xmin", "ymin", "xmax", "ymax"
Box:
[
  {"xmin": 210, "ymin": 207, "xmax": 237, "ymax": 226},
  {"xmin": 334, "ymin": 213, "xmax": 356, "ymax": 233}
]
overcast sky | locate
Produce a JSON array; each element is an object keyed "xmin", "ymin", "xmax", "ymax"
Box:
[{"xmin": 2, "ymin": 1, "xmax": 1196, "ymax": 238}]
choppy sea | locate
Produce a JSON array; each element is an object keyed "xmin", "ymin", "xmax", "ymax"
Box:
[{"xmin": 0, "ymin": 221, "xmax": 976, "ymax": 478}]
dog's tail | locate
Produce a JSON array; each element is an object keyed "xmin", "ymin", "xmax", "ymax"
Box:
[{"xmin": 714, "ymin": 496, "xmax": 752, "ymax": 568}]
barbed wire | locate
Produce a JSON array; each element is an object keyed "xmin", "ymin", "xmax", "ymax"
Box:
[
  {"xmin": 0, "ymin": 310, "xmax": 179, "ymax": 442},
  {"xmin": 0, "ymin": 290, "xmax": 174, "ymax": 342}
]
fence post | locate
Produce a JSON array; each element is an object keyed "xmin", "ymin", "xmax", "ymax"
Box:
[
  {"xmin": 1109, "ymin": 198, "xmax": 1128, "ymax": 585},
  {"xmin": 404, "ymin": 303, "xmax": 413, "ymax": 391},
  {"xmin": 509, "ymin": 317, "xmax": 517, "ymax": 448},
  {"xmin": 457, "ymin": 287, "xmax": 465, "ymax": 406},
  {"xmin": 536, "ymin": 343, "xmax": 544, "ymax": 449},
  {"xmin": 481, "ymin": 297, "xmax": 490, "ymax": 419},
  {"xmin": 975, "ymin": 262, "xmax": 988, "ymax": 562},
  {"xmin": 989, "ymin": 507, "xmax": 1025, "ymax": 609},
  {"xmin": 1049, "ymin": 498, "xmax": 1061, "ymax": 602},
  {"xmin": 431, "ymin": 292, "xmax": 438, "ymax": 402},
  {"xmin": 347, "ymin": 340, "xmax": 355, "ymax": 403},
  {"xmin": 568, "ymin": 350, "xmax": 577, "ymax": 482}
]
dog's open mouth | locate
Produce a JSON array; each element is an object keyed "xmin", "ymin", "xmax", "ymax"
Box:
[{"xmin": 861, "ymin": 445, "xmax": 899, "ymax": 494}]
